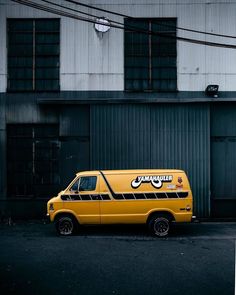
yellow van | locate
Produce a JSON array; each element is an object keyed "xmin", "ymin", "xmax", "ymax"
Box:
[{"xmin": 47, "ymin": 170, "xmax": 194, "ymax": 237}]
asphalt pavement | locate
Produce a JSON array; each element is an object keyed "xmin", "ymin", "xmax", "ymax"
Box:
[{"xmin": 0, "ymin": 221, "xmax": 235, "ymax": 295}]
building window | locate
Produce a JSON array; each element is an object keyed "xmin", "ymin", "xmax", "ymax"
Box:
[
  {"xmin": 7, "ymin": 124, "xmax": 60, "ymax": 199},
  {"xmin": 7, "ymin": 19, "xmax": 60, "ymax": 92},
  {"xmin": 124, "ymin": 18, "xmax": 177, "ymax": 92}
]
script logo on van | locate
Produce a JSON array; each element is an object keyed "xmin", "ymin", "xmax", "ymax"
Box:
[{"xmin": 131, "ymin": 175, "xmax": 173, "ymax": 189}]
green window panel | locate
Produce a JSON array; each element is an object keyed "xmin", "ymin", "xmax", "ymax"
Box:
[
  {"xmin": 125, "ymin": 79, "xmax": 150, "ymax": 91},
  {"xmin": 124, "ymin": 32, "xmax": 148, "ymax": 44},
  {"xmin": 152, "ymin": 21, "xmax": 176, "ymax": 32},
  {"xmin": 8, "ymin": 80, "xmax": 33, "ymax": 91},
  {"xmin": 35, "ymin": 79, "xmax": 60, "ymax": 91},
  {"xmin": 35, "ymin": 68, "xmax": 59, "ymax": 79},
  {"xmin": 152, "ymin": 79, "xmax": 177, "ymax": 92},
  {"xmin": 152, "ymin": 56, "xmax": 176, "ymax": 67},
  {"xmin": 125, "ymin": 42, "xmax": 149, "ymax": 56},
  {"xmin": 152, "ymin": 35, "xmax": 176, "ymax": 44},
  {"xmin": 8, "ymin": 19, "xmax": 33, "ymax": 31},
  {"xmin": 8, "ymin": 32, "xmax": 33, "ymax": 44},
  {"xmin": 152, "ymin": 67, "xmax": 177, "ymax": 79},
  {"xmin": 35, "ymin": 44, "xmax": 60, "ymax": 55},
  {"xmin": 8, "ymin": 44, "xmax": 33, "ymax": 57},
  {"xmin": 152, "ymin": 43, "xmax": 176, "ymax": 56},
  {"xmin": 125, "ymin": 67, "xmax": 149, "ymax": 79},
  {"xmin": 35, "ymin": 56, "xmax": 59, "ymax": 67},
  {"xmin": 35, "ymin": 19, "xmax": 60, "ymax": 32},
  {"xmin": 35, "ymin": 33, "xmax": 60, "ymax": 44},
  {"xmin": 125, "ymin": 56, "xmax": 149, "ymax": 67},
  {"xmin": 8, "ymin": 68, "xmax": 33, "ymax": 80},
  {"xmin": 8, "ymin": 57, "xmax": 33, "ymax": 68},
  {"xmin": 7, "ymin": 19, "xmax": 60, "ymax": 92}
]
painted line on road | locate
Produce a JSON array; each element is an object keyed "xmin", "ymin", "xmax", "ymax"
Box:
[{"xmin": 80, "ymin": 235, "xmax": 236, "ymax": 241}]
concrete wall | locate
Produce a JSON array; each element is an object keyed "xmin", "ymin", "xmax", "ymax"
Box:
[{"xmin": 1, "ymin": 0, "xmax": 236, "ymax": 92}]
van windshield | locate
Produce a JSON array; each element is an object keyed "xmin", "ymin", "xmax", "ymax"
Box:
[
  {"xmin": 70, "ymin": 179, "xmax": 79, "ymax": 192},
  {"xmin": 63, "ymin": 176, "xmax": 79, "ymax": 192}
]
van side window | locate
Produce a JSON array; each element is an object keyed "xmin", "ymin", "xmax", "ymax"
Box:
[{"xmin": 79, "ymin": 176, "xmax": 97, "ymax": 191}]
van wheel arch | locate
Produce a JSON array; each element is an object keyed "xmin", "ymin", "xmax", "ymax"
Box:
[
  {"xmin": 147, "ymin": 211, "xmax": 175, "ymax": 224},
  {"xmin": 54, "ymin": 213, "xmax": 79, "ymax": 236}
]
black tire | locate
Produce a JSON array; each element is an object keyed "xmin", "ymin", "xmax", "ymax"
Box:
[
  {"xmin": 148, "ymin": 215, "xmax": 171, "ymax": 237},
  {"xmin": 55, "ymin": 214, "xmax": 78, "ymax": 236}
]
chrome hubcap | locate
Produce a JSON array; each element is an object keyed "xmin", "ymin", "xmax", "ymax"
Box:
[
  {"xmin": 58, "ymin": 217, "xmax": 73, "ymax": 235},
  {"xmin": 153, "ymin": 218, "xmax": 169, "ymax": 236}
]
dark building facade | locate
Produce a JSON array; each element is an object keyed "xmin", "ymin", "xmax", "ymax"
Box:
[
  {"xmin": 1, "ymin": 1, "xmax": 236, "ymax": 219},
  {"xmin": 1, "ymin": 92, "xmax": 236, "ymax": 218}
]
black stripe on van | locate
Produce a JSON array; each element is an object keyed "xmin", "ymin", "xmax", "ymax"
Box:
[
  {"xmin": 166, "ymin": 192, "xmax": 178, "ymax": 198},
  {"xmin": 177, "ymin": 192, "xmax": 188, "ymax": 198},
  {"xmin": 119, "ymin": 192, "xmax": 188, "ymax": 200},
  {"xmin": 134, "ymin": 193, "xmax": 146, "ymax": 199},
  {"xmin": 80, "ymin": 195, "xmax": 91, "ymax": 200},
  {"xmin": 115, "ymin": 194, "xmax": 125, "ymax": 200},
  {"xmin": 101, "ymin": 194, "xmax": 111, "ymax": 200},
  {"xmin": 145, "ymin": 193, "xmax": 156, "ymax": 199},
  {"xmin": 61, "ymin": 194, "xmax": 111, "ymax": 201},
  {"xmin": 125, "ymin": 193, "xmax": 136, "ymax": 200},
  {"xmin": 61, "ymin": 192, "xmax": 188, "ymax": 201},
  {"xmin": 156, "ymin": 193, "xmax": 168, "ymax": 199},
  {"xmin": 61, "ymin": 195, "xmax": 81, "ymax": 201}
]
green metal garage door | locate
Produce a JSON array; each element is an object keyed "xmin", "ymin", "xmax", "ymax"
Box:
[{"xmin": 211, "ymin": 104, "xmax": 236, "ymax": 217}]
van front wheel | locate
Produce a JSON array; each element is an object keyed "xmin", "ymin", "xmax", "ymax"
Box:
[
  {"xmin": 148, "ymin": 215, "xmax": 170, "ymax": 237},
  {"xmin": 55, "ymin": 215, "xmax": 77, "ymax": 236}
]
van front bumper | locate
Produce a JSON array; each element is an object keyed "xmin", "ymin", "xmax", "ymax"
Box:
[{"xmin": 191, "ymin": 215, "xmax": 198, "ymax": 222}]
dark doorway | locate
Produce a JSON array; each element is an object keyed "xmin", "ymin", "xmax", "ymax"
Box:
[
  {"xmin": 7, "ymin": 124, "xmax": 60, "ymax": 199},
  {"xmin": 211, "ymin": 136, "xmax": 236, "ymax": 217}
]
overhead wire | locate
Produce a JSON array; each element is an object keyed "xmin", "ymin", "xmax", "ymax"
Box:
[
  {"xmin": 40, "ymin": 0, "xmax": 178, "ymax": 35},
  {"xmin": 64, "ymin": 0, "xmax": 236, "ymax": 39},
  {"xmin": 40, "ymin": 0, "xmax": 108, "ymax": 21},
  {"xmin": 10, "ymin": 0, "xmax": 236, "ymax": 49},
  {"xmin": 10, "ymin": 0, "xmax": 124, "ymax": 29}
]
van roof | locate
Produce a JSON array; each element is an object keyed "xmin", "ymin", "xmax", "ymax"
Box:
[{"xmin": 76, "ymin": 169, "xmax": 185, "ymax": 176}]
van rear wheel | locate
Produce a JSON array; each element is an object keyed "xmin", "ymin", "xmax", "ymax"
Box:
[
  {"xmin": 55, "ymin": 215, "xmax": 78, "ymax": 236},
  {"xmin": 148, "ymin": 215, "xmax": 170, "ymax": 237}
]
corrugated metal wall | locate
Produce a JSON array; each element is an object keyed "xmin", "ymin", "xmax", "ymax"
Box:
[
  {"xmin": 91, "ymin": 103, "xmax": 210, "ymax": 217},
  {"xmin": 210, "ymin": 103, "xmax": 236, "ymax": 217},
  {"xmin": 0, "ymin": 94, "xmax": 6, "ymax": 214},
  {"xmin": 91, "ymin": 104, "xmax": 151, "ymax": 169}
]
